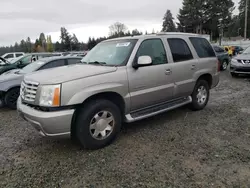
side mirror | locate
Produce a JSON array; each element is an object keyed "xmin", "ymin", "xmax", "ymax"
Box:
[
  {"xmin": 238, "ymin": 51, "xmax": 243, "ymax": 54},
  {"xmin": 133, "ymin": 56, "xmax": 152, "ymax": 68}
]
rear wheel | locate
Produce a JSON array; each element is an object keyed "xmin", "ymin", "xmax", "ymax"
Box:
[
  {"xmin": 4, "ymin": 87, "xmax": 20, "ymax": 109},
  {"xmin": 189, "ymin": 80, "xmax": 209, "ymax": 111},
  {"xmin": 75, "ymin": 99, "xmax": 122, "ymax": 150}
]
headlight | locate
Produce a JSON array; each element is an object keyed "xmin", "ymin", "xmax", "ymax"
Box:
[
  {"xmin": 39, "ymin": 84, "xmax": 61, "ymax": 107},
  {"xmin": 231, "ymin": 58, "xmax": 238, "ymax": 65}
]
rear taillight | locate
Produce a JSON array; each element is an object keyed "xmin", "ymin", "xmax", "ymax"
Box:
[{"xmin": 217, "ymin": 59, "xmax": 220, "ymax": 72}]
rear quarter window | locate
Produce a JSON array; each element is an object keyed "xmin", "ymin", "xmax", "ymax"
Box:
[{"xmin": 189, "ymin": 37, "xmax": 216, "ymax": 58}]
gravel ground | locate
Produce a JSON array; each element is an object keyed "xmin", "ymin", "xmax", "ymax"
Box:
[{"xmin": 0, "ymin": 71, "xmax": 250, "ymax": 188}]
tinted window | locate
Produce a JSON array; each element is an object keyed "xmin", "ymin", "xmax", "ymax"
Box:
[
  {"xmin": 67, "ymin": 58, "xmax": 81, "ymax": 65},
  {"xmin": 136, "ymin": 39, "xmax": 167, "ymax": 65},
  {"xmin": 16, "ymin": 53, "xmax": 24, "ymax": 57},
  {"xmin": 39, "ymin": 59, "xmax": 65, "ymax": 70},
  {"xmin": 189, "ymin": 37, "xmax": 216, "ymax": 58},
  {"xmin": 4, "ymin": 54, "xmax": 14, "ymax": 58},
  {"xmin": 19, "ymin": 60, "xmax": 46, "ymax": 74},
  {"xmin": 167, "ymin": 38, "xmax": 193, "ymax": 62},
  {"xmin": 213, "ymin": 46, "xmax": 224, "ymax": 53}
]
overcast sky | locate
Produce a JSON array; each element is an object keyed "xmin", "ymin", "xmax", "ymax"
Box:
[{"xmin": 0, "ymin": 0, "xmax": 240, "ymax": 46}]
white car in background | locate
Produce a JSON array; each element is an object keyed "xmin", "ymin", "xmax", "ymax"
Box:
[{"xmin": 1, "ymin": 52, "xmax": 25, "ymax": 62}]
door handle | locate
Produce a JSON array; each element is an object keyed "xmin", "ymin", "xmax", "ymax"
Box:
[
  {"xmin": 191, "ymin": 65, "xmax": 196, "ymax": 70},
  {"xmin": 165, "ymin": 69, "xmax": 172, "ymax": 75}
]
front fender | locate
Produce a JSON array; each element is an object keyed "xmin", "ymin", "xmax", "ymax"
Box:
[
  {"xmin": 0, "ymin": 79, "xmax": 21, "ymax": 92},
  {"xmin": 63, "ymin": 82, "xmax": 130, "ymax": 107}
]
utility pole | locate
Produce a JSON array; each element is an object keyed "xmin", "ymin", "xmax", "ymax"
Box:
[{"xmin": 244, "ymin": 0, "xmax": 248, "ymax": 39}]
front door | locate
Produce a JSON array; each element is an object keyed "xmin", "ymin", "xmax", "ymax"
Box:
[{"xmin": 128, "ymin": 38, "xmax": 174, "ymax": 111}]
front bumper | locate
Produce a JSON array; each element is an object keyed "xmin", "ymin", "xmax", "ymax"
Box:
[
  {"xmin": 230, "ymin": 66, "xmax": 250, "ymax": 74},
  {"xmin": 17, "ymin": 97, "xmax": 74, "ymax": 137}
]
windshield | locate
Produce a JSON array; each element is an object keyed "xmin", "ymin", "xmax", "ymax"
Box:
[
  {"xmin": 81, "ymin": 39, "xmax": 138, "ymax": 66},
  {"xmin": 242, "ymin": 46, "xmax": 250, "ymax": 54},
  {"xmin": 18, "ymin": 60, "xmax": 46, "ymax": 74}
]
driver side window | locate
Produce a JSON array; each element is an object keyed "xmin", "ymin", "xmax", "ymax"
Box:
[{"xmin": 135, "ymin": 39, "xmax": 167, "ymax": 65}]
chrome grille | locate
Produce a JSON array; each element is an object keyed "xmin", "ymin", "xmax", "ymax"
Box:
[
  {"xmin": 238, "ymin": 59, "xmax": 250, "ymax": 64},
  {"xmin": 20, "ymin": 80, "xmax": 39, "ymax": 102}
]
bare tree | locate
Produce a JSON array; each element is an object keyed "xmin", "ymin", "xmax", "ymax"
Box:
[{"xmin": 109, "ymin": 22, "xmax": 127, "ymax": 36}]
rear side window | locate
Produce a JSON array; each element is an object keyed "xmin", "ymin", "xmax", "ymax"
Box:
[
  {"xmin": 167, "ymin": 38, "xmax": 193, "ymax": 62},
  {"xmin": 213, "ymin": 46, "xmax": 224, "ymax": 53},
  {"xmin": 189, "ymin": 37, "xmax": 216, "ymax": 58},
  {"xmin": 16, "ymin": 53, "xmax": 24, "ymax": 57}
]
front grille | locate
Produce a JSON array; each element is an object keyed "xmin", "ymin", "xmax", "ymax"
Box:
[
  {"xmin": 237, "ymin": 59, "xmax": 250, "ymax": 64},
  {"xmin": 20, "ymin": 80, "xmax": 39, "ymax": 102}
]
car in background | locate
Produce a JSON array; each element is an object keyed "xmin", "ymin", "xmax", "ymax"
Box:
[
  {"xmin": 0, "ymin": 56, "xmax": 82, "ymax": 109},
  {"xmin": 1, "ymin": 52, "xmax": 25, "ymax": 61},
  {"xmin": 223, "ymin": 46, "xmax": 233, "ymax": 57},
  {"xmin": 232, "ymin": 46, "xmax": 244, "ymax": 55},
  {"xmin": 230, "ymin": 45, "xmax": 250, "ymax": 77},
  {"xmin": 213, "ymin": 45, "xmax": 230, "ymax": 71},
  {"xmin": 0, "ymin": 53, "xmax": 55, "ymax": 75}
]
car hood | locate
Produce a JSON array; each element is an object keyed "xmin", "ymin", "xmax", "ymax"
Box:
[
  {"xmin": 234, "ymin": 54, "xmax": 250, "ymax": 60},
  {"xmin": 24, "ymin": 64, "xmax": 118, "ymax": 84},
  {"xmin": 0, "ymin": 72, "xmax": 23, "ymax": 83}
]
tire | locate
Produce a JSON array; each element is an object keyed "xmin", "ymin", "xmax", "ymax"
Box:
[
  {"xmin": 189, "ymin": 80, "xmax": 209, "ymax": 111},
  {"xmin": 231, "ymin": 72, "xmax": 239, "ymax": 77},
  {"xmin": 221, "ymin": 60, "xmax": 228, "ymax": 71},
  {"xmin": 75, "ymin": 99, "xmax": 122, "ymax": 150},
  {"xmin": 4, "ymin": 87, "xmax": 20, "ymax": 109}
]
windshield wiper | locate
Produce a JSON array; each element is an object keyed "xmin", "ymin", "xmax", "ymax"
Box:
[{"xmin": 88, "ymin": 61, "xmax": 106, "ymax": 65}]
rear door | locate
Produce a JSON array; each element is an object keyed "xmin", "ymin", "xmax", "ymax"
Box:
[
  {"xmin": 189, "ymin": 37, "xmax": 217, "ymax": 76},
  {"xmin": 167, "ymin": 37, "xmax": 198, "ymax": 98}
]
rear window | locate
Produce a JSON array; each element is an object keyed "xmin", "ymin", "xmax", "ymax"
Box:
[
  {"xmin": 167, "ymin": 38, "xmax": 193, "ymax": 62},
  {"xmin": 189, "ymin": 37, "xmax": 215, "ymax": 58}
]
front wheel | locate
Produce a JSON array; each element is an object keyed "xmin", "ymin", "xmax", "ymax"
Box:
[
  {"xmin": 231, "ymin": 72, "xmax": 239, "ymax": 77},
  {"xmin": 75, "ymin": 99, "xmax": 122, "ymax": 150},
  {"xmin": 4, "ymin": 87, "xmax": 20, "ymax": 109},
  {"xmin": 189, "ymin": 80, "xmax": 209, "ymax": 111}
]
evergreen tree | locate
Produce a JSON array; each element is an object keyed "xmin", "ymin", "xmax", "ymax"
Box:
[{"xmin": 162, "ymin": 10, "xmax": 176, "ymax": 32}]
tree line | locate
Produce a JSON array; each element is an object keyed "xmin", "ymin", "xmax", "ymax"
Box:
[{"xmin": 0, "ymin": 0, "xmax": 249, "ymax": 55}]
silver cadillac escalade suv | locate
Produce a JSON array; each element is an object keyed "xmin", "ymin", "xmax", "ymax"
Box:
[{"xmin": 17, "ymin": 33, "xmax": 220, "ymax": 149}]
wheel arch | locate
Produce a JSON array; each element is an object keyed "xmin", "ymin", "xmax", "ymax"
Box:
[
  {"xmin": 197, "ymin": 73, "xmax": 213, "ymax": 89},
  {"xmin": 70, "ymin": 91, "xmax": 126, "ymax": 138}
]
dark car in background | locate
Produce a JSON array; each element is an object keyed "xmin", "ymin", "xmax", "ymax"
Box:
[
  {"xmin": 0, "ymin": 53, "xmax": 55, "ymax": 75},
  {"xmin": 213, "ymin": 45, "xmax": 230, "ymax": 71},
  {"xmin": 232, "ymin": 46, "xmax": 244, "ymax": 56},
  {"xmin": 0, "ymin": 56, "xmax": 82, "ymax": 109},
  {"xmin": 230, "ymin": 46, "xmax": 250, "ymax": 77}
]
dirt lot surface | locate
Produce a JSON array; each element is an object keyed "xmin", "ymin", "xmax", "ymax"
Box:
[{"xmin": 0, "ymin": 71, "xmax": 250, "ymax": 188}]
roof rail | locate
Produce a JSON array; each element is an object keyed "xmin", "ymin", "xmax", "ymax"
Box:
[{"xmin": 156, "ymin": 32, "xmax": 204, "ymax": 36}]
